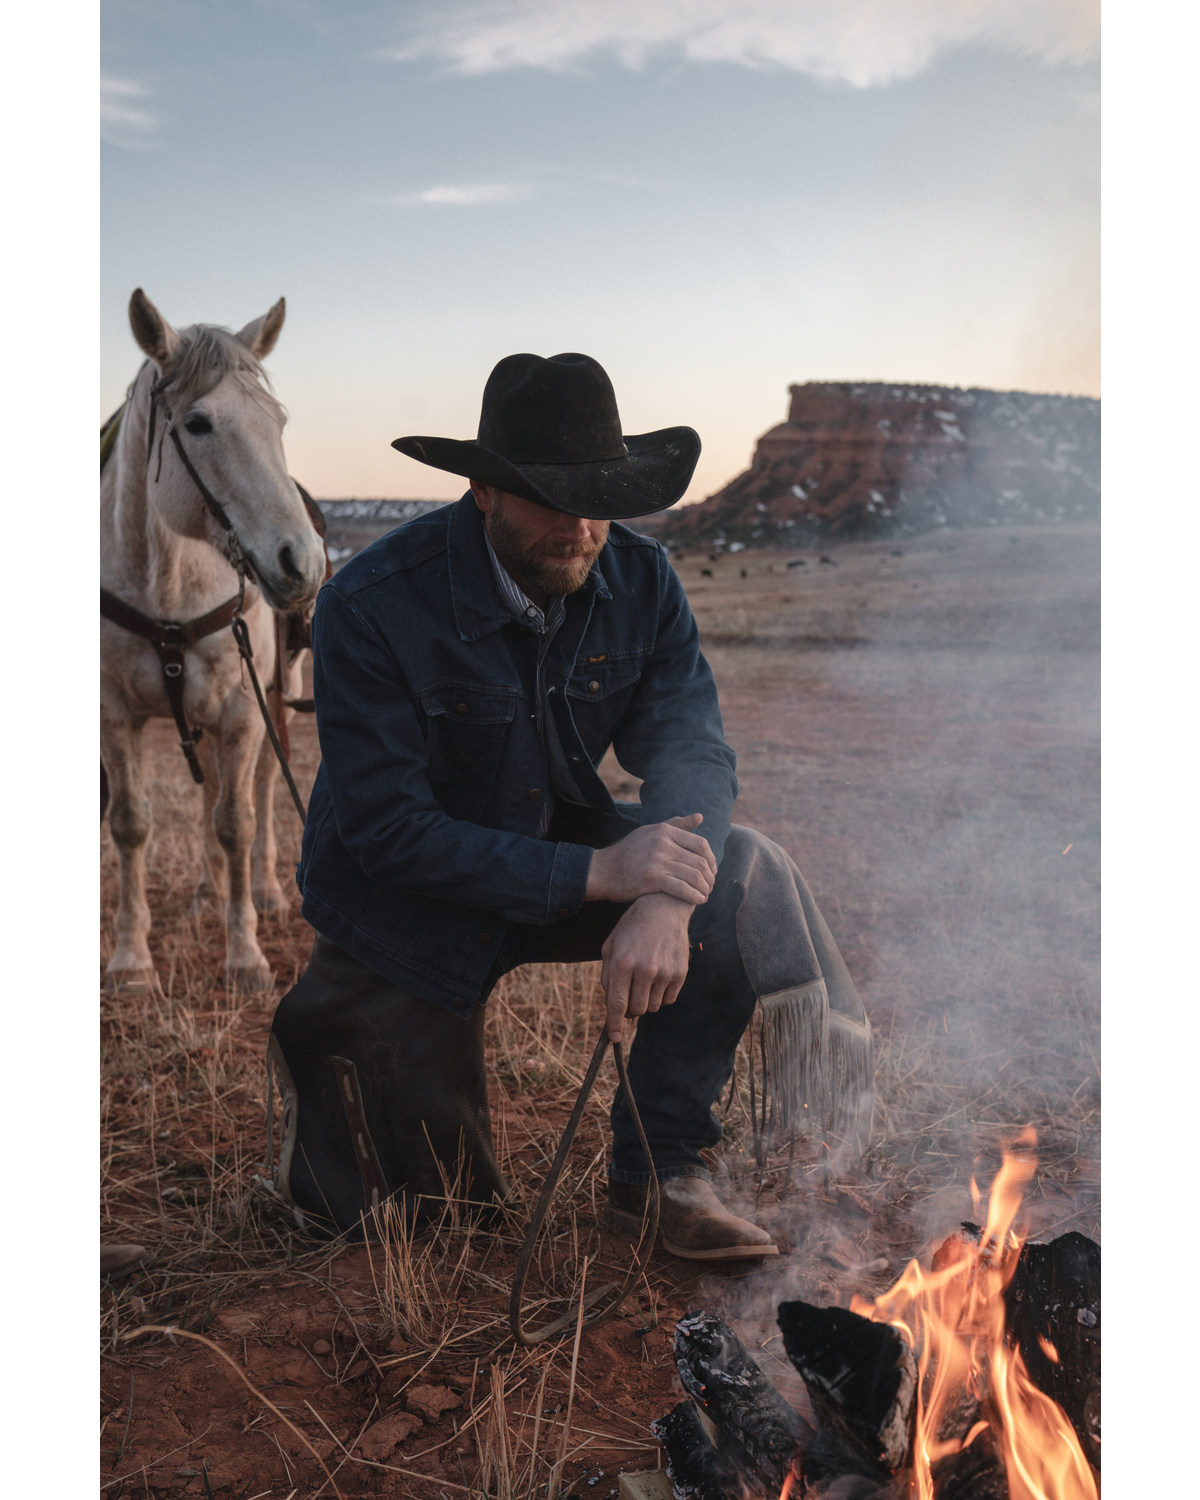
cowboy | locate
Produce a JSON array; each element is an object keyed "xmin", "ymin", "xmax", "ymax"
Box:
[{"xmin": 268, "ymin": 353, "xmax": 872, "ymax": 1259}]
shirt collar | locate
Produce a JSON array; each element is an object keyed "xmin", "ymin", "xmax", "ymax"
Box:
[{"xmin": 483, "ymin": 526, "xmax": 563, "ymax": 633}]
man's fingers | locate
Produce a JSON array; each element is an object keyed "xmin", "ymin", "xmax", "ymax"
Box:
[
  {"xmin": 605, "ymin": 963, "xmax": 631, "ymax": 1042},
  {"xmin": 666, "ymin": 856, "xmax": 715, "ymax": 892},
  {"xmin": 659, "ymin": 876, "xmax": 707, "ymax": 906},
  {"xmin": 646, "ymin": 976, "xmax": 670, "ymax": 1014},
  {"xmin": 666, "ymin": 813, "xmax": 704, "ymax": 830},
  {"xmin": 665, "ymin": 825, "xmax": 717, "ymax": 860},
  {"xmin": 625, "ymin": 964, "xmax": 654, "ymax": 1020}
]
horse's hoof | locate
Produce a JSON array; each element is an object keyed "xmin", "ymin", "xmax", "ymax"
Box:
[
  {"xmin": 228, "ymin": 964, "xmax": 274, "ymax": 994},
  {"xmin": 105, "ymin": 967, "xmax": 160, "ymax": 994}
]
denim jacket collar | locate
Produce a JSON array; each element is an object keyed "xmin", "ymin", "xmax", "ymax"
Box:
[{"xmin": 447, "ymin": 493, "xmax": 612, "ymax": 643}]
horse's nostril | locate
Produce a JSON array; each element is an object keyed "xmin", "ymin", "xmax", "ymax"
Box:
[{"xmin": 279, "ymin": 544, "xmax": 302, "ymax": 582}]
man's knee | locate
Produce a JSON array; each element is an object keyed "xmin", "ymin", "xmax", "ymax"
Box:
[{"xmin": 720, "ymin": 823, "xmax": 786, "ymax": 866}]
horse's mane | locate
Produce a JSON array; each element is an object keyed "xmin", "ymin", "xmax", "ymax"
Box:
[{"xmin": 139, "ymin": 325, "xmax": 286, "ymax": 424}]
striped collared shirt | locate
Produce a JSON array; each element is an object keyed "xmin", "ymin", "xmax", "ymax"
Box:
[
  {"xmin": 483, "ymin": 528, "xmax": 566, "ymax": 637},
  {"xmin": 483, "ymin": 529, "xmax": 577, "ymax": 834}
]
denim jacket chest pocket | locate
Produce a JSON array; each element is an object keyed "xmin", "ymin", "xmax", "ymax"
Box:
[
  {"xmin": 565, "ymin": 650, "xmax": 647, "ymax": 703},
  {"xmin": 418, "ymin": 683, "xmax": 519, "ymax": 787},
  {"xmin": 564, "ymin": 650, "xmax": 647, "ymax": 753}
]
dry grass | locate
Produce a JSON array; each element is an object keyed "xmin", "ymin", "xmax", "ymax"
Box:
[{"xmin": 100, "ymin": 521, "xmax": 1100, "ymax": 1496}]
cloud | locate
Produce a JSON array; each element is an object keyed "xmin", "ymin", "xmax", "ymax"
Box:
[
  {"xmin": 389, "ymin": 0, "xmax": 1098, "ymax": 88},
  {"xmin": 387, "ymin": 181, "xmax": 537, "ymax": 206},
  {"xmin": 101, "ymin": 76, "xmax": 157, "ymax": 145}
]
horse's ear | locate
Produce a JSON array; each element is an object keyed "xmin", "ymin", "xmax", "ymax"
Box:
[
  {"xmin": 235, "ymin": 298, "xmax": 286, "ymax": 360},
  {"xmin": 129, "ymin": 289, "xmax": 180, "ymax": 367}
]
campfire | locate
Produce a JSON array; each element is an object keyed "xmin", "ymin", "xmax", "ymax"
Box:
[{"xmin": 641, "ymin": 1131, "xmax": 1099, "ymax": 1499}]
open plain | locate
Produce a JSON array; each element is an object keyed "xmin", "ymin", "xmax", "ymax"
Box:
[{"xmin": 100, "ymin": 519, "xmax": 1100, "ymax": 1498}]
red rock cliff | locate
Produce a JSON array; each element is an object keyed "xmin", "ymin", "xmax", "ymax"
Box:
[{"xmin": 657, "ymin": 381, "xmax": 1099, "ymax": 548}]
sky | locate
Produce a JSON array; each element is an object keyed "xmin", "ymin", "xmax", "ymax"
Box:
[{"xmin": 100, "ymin": 0, "xmax": 1100, "ymax": 503}]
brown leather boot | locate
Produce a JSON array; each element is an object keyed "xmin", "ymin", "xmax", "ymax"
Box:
[{"xmin": 608, "ymin": 1176, "xmax": 778, "ymax": 1261}]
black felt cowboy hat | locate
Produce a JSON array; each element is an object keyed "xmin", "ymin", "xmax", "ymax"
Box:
[{"xmin": 392, "ymin": 352, "xmax": 700, "ymax": 521}]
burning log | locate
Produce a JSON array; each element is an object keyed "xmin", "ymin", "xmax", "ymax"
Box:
[
  {"xmin": 927, "ymin": 1426, "xmax": 1008, "ymax": 1500},
  {"xmin": 1003, "ymin": 1230, "xmax": 1101, "ymax": 1469},
  {"xmin": 650, "ymin": 1400, "xmax": 749, "ymax": 1500},
  {"xmin": 934, "ymin": 1221, "xmax": 1101, "ymax": 1469},
  {"xmin": 669, "ymin": 1312, "xmax": 892, "ymax": 1497},
  {"xmin": 671, "ymin": 1312, "xmax": 810, "ymax": 1492},
  {"xmin": 776, "ymin": 1301, "xmax": 916, "ymax": 1472}
]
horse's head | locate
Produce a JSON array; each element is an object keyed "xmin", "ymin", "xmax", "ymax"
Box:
[{"xmin": 129, "ymin": 289, "xmax": 326, "ymax": 612}]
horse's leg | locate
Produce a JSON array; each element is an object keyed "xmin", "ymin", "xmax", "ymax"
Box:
[
  {"xmin": 253, "ymin": 644, "xmax": 307, "ymax": 911},
  {"xmin": 211, "ymin": 713, "xmax": 273, "ymax": 990},
  {"xmin": 100, "ymin": 710, "xmax": 157, "ymax": 988},
  {"xmin": 190, "ymin": 734, "xmax": 228, "ymax": 913},
  {"xmin": 251, "ymin": 733, "xmax": 287, "ymax": 913}
]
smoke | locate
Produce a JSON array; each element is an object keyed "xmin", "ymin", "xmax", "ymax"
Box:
[{"xmin": 680, "ymin": 517, "xmax": 1099, "ymax": 1356}]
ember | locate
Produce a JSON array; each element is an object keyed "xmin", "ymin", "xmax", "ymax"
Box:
[{"xmin": 646, "ymin": 1130, "xmax": 1099, "ymax": 1500}]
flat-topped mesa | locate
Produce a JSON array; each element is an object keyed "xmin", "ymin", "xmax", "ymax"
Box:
[{"xmin": 657, "ymin": 381, "xmax": 1099, "ymax": 548}]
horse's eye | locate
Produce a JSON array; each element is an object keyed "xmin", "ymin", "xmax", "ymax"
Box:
[{"xmin": 184, "ymin": 414, "xmax": 213, "ymax": 436}]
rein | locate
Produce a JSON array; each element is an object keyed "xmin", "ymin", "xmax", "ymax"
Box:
[
  {"xmin": 508, "ymin": 1031, "xmax": 660, "ymax": 1346},
  {"xmin": 102, "ymin": 384, "xmax": 324, "ymax": 822}
]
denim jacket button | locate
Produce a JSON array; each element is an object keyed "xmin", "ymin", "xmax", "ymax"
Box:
[
  {"xmin": 453, "ymin": 997, "xmax": 470, "ymax": 1012},
  {"xmin": 528, "ymin": 787, "xmax": 542, "ymax": 801},
  {"xmin": 477, "ymin": 931, "xmax": 492, "ymax": 944},
  {"xmin": 455, "ymin": 702, "xmax": 469, "ymax": 715},
  {"xmin": 587, "ymin": 680, "xmax": 600, "ymax": 693}
]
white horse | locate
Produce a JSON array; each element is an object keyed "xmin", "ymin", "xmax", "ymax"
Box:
[{"xmin": 101, "ymin": 289, "xmax": 326, "ymax": 990}]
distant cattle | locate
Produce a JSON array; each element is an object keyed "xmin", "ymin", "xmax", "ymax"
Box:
[
  {"xmin": 701, "ymin": 568, "xmax": 713, "ymax": 577},
  {"xmin": 787, "ymin": 559, "xmax": 806, "ymax": 569}
]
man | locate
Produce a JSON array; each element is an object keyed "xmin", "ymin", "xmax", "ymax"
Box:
[{"xmin": 269, "ymin": 352, "xmax": 872, "ymax": 1259}]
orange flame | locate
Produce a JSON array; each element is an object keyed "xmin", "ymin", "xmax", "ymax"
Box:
[{"xmin": 849, "ymin": 1129, "xmax": 1097, "ymax": 1500}]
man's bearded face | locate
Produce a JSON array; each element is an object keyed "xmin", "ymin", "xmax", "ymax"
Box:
[{"xmin": 483, "ymin": 488, "xmax": 610, "ymax": 600}]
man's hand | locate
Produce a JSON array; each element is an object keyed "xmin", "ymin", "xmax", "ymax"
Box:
[
  {"xmin": 585, "ymin": 813, "xmax": 717, "ymax": 907},
  {"xmin": 600, "ymin": 892, "xmax": 693, "ymax": 1044}
]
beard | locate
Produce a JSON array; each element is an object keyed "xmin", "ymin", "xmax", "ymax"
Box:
[{"xmin": 486, "ymin": 496, "xmax": 609, "ymax": 600}]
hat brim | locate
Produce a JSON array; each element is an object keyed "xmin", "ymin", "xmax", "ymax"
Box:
[{"xmin": 391, "ymin": 426, "xmax": 700, "ymax": 521}]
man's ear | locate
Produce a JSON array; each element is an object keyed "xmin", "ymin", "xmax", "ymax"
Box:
[{"xmin": 469, "ymin": 479, "xmax": 495, "ymax": 515}]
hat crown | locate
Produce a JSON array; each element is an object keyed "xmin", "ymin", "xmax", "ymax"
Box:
[{"xmin": 477, "ymin": 353, "xmax": 628, "ymax": 466}]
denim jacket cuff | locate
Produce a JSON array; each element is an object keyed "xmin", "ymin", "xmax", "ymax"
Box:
[{"xmin": 545, "ymin": 841, "xmax": 594, "ymax": 924}]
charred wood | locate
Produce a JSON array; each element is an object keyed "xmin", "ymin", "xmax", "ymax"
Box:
[
  {"xmin": 929, "ymin": 1425, "xmax": 1009, "ymax": 1500},
  {"xmin": 1004, "ymin": 1230, "xmax": 1100, "ymax": 1469},
  {"xmin": 776, "ymin": 1301, "xmax": 915, "ymax": 1473},
  {"xmin": 672, "ymin": 1312, "xmax": 810, "ymax": 1492},
  {"xmin": 651, "ymin": 1400, "xmax": 751, "ymax": 1500},
  {"xmin": 940, "ymin": 1222, "xmax": 1101, "ymax": 1468}
]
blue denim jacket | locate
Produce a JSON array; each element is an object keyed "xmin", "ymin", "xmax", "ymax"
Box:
[{"xmin": 296, "ymin": 494, "xmax": 738, "ymax": 1014}]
